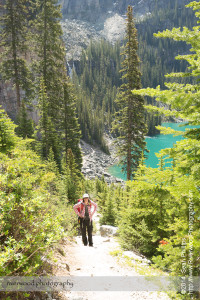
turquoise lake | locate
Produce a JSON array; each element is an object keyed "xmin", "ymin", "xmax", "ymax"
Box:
[{"xmin": 108, "ymin": 122, "xmax": 199, "ymax": 180}]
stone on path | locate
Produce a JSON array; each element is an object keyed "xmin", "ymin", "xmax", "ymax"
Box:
[{"xmin": 100, "ymin": 225, "xmax": 118, "ymax": 237}]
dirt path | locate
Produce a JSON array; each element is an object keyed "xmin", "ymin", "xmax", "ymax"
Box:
[{"xmin": 63, "ymin": 228, "xmax": 171, "ymax": 300}]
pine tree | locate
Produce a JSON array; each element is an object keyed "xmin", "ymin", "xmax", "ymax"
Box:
[
  {"xmin": 60, "ymin": 75, "xmax": 82, "ymax": 171},
  {"xmin": 0, "ymin": 0, "xmax": 34, "ymax": 111},
  {"xmin": 31, "ymin": 0, "xmax": 67, "ymax": 166},
  {"xmin": 100, "ymin": 191, "xmax": 116, "ymax": 226},
  {"xmin": 46, "ymin": 146, "xmax": 59, "ymax": 175},
  {"xmin": 36, "ymin": 77, "xmax": 60, "ymax": 166},
  {"xmin": 61, "ymin": 149, "xmax": 82, "ymax": 202},
  {"xmin": 31, "ymin": 0, "xmax": 66, "ymax": 123},
  {"xmin": 112, "ymin": 5, "xmax": 147, "ymax": 180},
  {"xmin": 15, "ymin": 101, "xmax": 34, "ymax": 139}
]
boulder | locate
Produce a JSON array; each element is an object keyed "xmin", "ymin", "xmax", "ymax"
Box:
[
  {"xmin": 103, "ymin": 172, "xmax": 111, "ymax": 177},
  {"xmin": 116, "ymin": 178, "xmax": 124, "ymax": 183},
  {"xmin": 100, "ymin": 225, "xmax": 119, "ymax": 237},
  {"xmin": 85, "ymin": 168, "xmax": 93, "ymax": 174}
]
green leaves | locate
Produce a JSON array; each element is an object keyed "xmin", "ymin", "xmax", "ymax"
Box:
[
  {"xmin": 0, "ymin": 124, "xmax": 66, "ymax": 276},
  {"xmin": 0, "ymin": 109, "xmax": 17, "ymax": 153}
]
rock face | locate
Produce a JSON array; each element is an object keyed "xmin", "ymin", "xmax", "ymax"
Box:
[
  {"xmin": 60, "ymin": 0, "xmax": 154, "ymax": 61},
  {"xmin": 61, "ymin": 19, "xmax": 100, "ymax": 61},
  {"xmin": 101, "ymin": 14, "xmax": 126, "ymax": 43},
  {"xmin": 60, "ymin": 0, "xmax": 187, "ymax": 61},
  {"xmin": 60, "ymin": 0, "xmax": 116, "ymax": 23},
  {"xmin": 59, "ymin": 0, "xmax": 174, "ymax": 22},
  {"xmin": 80, "ymin": 138, "xmax": 124, "ymax": 184},
  {"xmin": 0, "ymin": 79, "xmax": 17, "ymax": 120},
  {"xmin": 61, "ymin": 12, "xmax": 126, "ymax": 61}
]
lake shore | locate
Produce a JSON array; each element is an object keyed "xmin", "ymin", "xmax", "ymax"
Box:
[
  {"xmin": 80, "ymin": 136, "xmax": 125, "ymax": 184},
  {"xmin": 81, "ymin": 122, "xmax": 198, "ymax": 182}
]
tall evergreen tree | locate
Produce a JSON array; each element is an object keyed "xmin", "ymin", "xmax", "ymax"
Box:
[
  {"xmin": 0, "ymin": 0, "xmax": 34, "ymax": 111},
  {"xmin": 15, "ymin": 101, "xmax": 34, "ymax": 139},
  {"xmin": 32, "ymin": 0, "xmax": 66, "ymax": 122},
  {"xmin": 112, "ymin": 5, "xmax": 147, "ymax": 180},
  {"xmin": 61, "ymin": 148, "xmax": 82, "ymax": 202},
  {"xmin": 31, "ymin": 0, "xmax": 68, "ymax": 166},
  {"xmin": 60, "ymin": 75, "xmax": 82, "ymax": 171},
  {"xmin": 36, "ymin": 77, "xmax": 60, "ymax": 166}
]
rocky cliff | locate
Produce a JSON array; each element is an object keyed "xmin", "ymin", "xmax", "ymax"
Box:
[
  {"xmin": 60, "ymin": 0, "xmax": 189, "ymax": 61},
  {"xmin": 59, "ymin": 0, "xmax": 176, "ymax": 22},
  {"xmin": 60, "ymin": 0, "xmax": 148, "ymax": 61}
]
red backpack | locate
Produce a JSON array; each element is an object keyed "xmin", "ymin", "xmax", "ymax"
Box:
[{"xmin": 77, "ymin": 199, "xmax": 84, "ymax": 213}]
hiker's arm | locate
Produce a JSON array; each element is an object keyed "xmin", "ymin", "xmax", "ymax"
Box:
[
  {"xmin": 73, "ymin": 203, "xmax": 82, "ymax": 217},
  {"xmin": 90, "ymin": 201, "xmax": 97, "ymax": 217}
]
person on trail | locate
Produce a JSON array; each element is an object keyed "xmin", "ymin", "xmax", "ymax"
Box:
[{"xmin": 73, "ymin": 194, "xmax": 97, "ymax": 247}]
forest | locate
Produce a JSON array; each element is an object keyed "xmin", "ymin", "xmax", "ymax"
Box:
[{"xmin": 0, "ymin": 0, "xmax": 199, "ymax": 299}]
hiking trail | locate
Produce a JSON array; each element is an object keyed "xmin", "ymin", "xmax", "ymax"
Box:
[{"xmin": 60, "ymin": 214, "xmax": 171, "ymax": 300}]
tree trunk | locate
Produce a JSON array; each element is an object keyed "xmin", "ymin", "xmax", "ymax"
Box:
[
  {"xmin": 10, "ymin": 0, "xmax": 21, "ymax": 111},
  {"xmin": 127, "ymin": 93, "xmax": 132, "ymax": 180},
  {"xmin": 43, "ymin": 0, "xmax": 47, "ymax": 85},
  {"xmin": 127, "ymin": 143, "xmax": 131, "ymax": 180}
]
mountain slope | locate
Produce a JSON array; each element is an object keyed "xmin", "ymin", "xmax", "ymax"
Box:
[
  {"xmin": 60, "ymin": 0, "xmax": 187, "ymax": 22},
  {"xmin": 61, "ymin": 0, "xmax": 194, "ymax": 62},
  {"xmin": 67, "ymin": 0, "xmax": 196, "ymax": 150}
]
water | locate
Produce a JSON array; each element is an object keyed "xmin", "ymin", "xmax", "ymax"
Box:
[{"xmin": 108, "ymin": 122, "xmax": 199, "ymax": 180}]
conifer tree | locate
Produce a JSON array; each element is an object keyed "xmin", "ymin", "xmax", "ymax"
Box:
[
  {"xmin": 36, "ymin": 77, "xmax": 60, "ymax": 166},
  {"xmin": 60, "ymin": 75, "xmax": 82, "ymax": 171},
  {"xmin": 32, "ymin": 0, "xmax": 66, "ymax": 123},
  {"xmin": 15, "ymin": 101, "xmax": 34, "ymax": 139},
  {"xmin": 0, "ymin": 0, "xmax": 34, "ymax": 111},
  {"xmin": 112, "ymin": 5, "xmax": 147, "ymax": 180},
  {"xmin": 31, "ymin": 0, "xmax": 68, "ymax": 165},
  {"xmin": 46, "ymin": 146, "xmax": 59, "ymax": 175},
  {"xmin": 61, "ymin": 149, "xmax": 82, "ymax": 202},
  {"xmin": 100, "ymin": 191, "xmax": 116, "ymax": 226}
]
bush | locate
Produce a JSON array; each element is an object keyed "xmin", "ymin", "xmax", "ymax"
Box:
[{"xmin": 0, "ymin": 140, "xmax": 64, "ymax": 276}]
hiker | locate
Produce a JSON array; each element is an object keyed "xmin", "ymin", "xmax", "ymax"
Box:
[{"xmin": 73, "ymin": 194, "xmax": 97, "ymax": 247}]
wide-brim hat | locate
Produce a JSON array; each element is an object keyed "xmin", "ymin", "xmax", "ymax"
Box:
[{"xmin": 82, "ymin": 193, "xmax": 89, "ymax": 199}]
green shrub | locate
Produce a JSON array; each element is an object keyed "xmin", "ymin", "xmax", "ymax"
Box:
[{"xmin": 0, "ymin": 140, "xmax": 64, "ymax": 276}]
